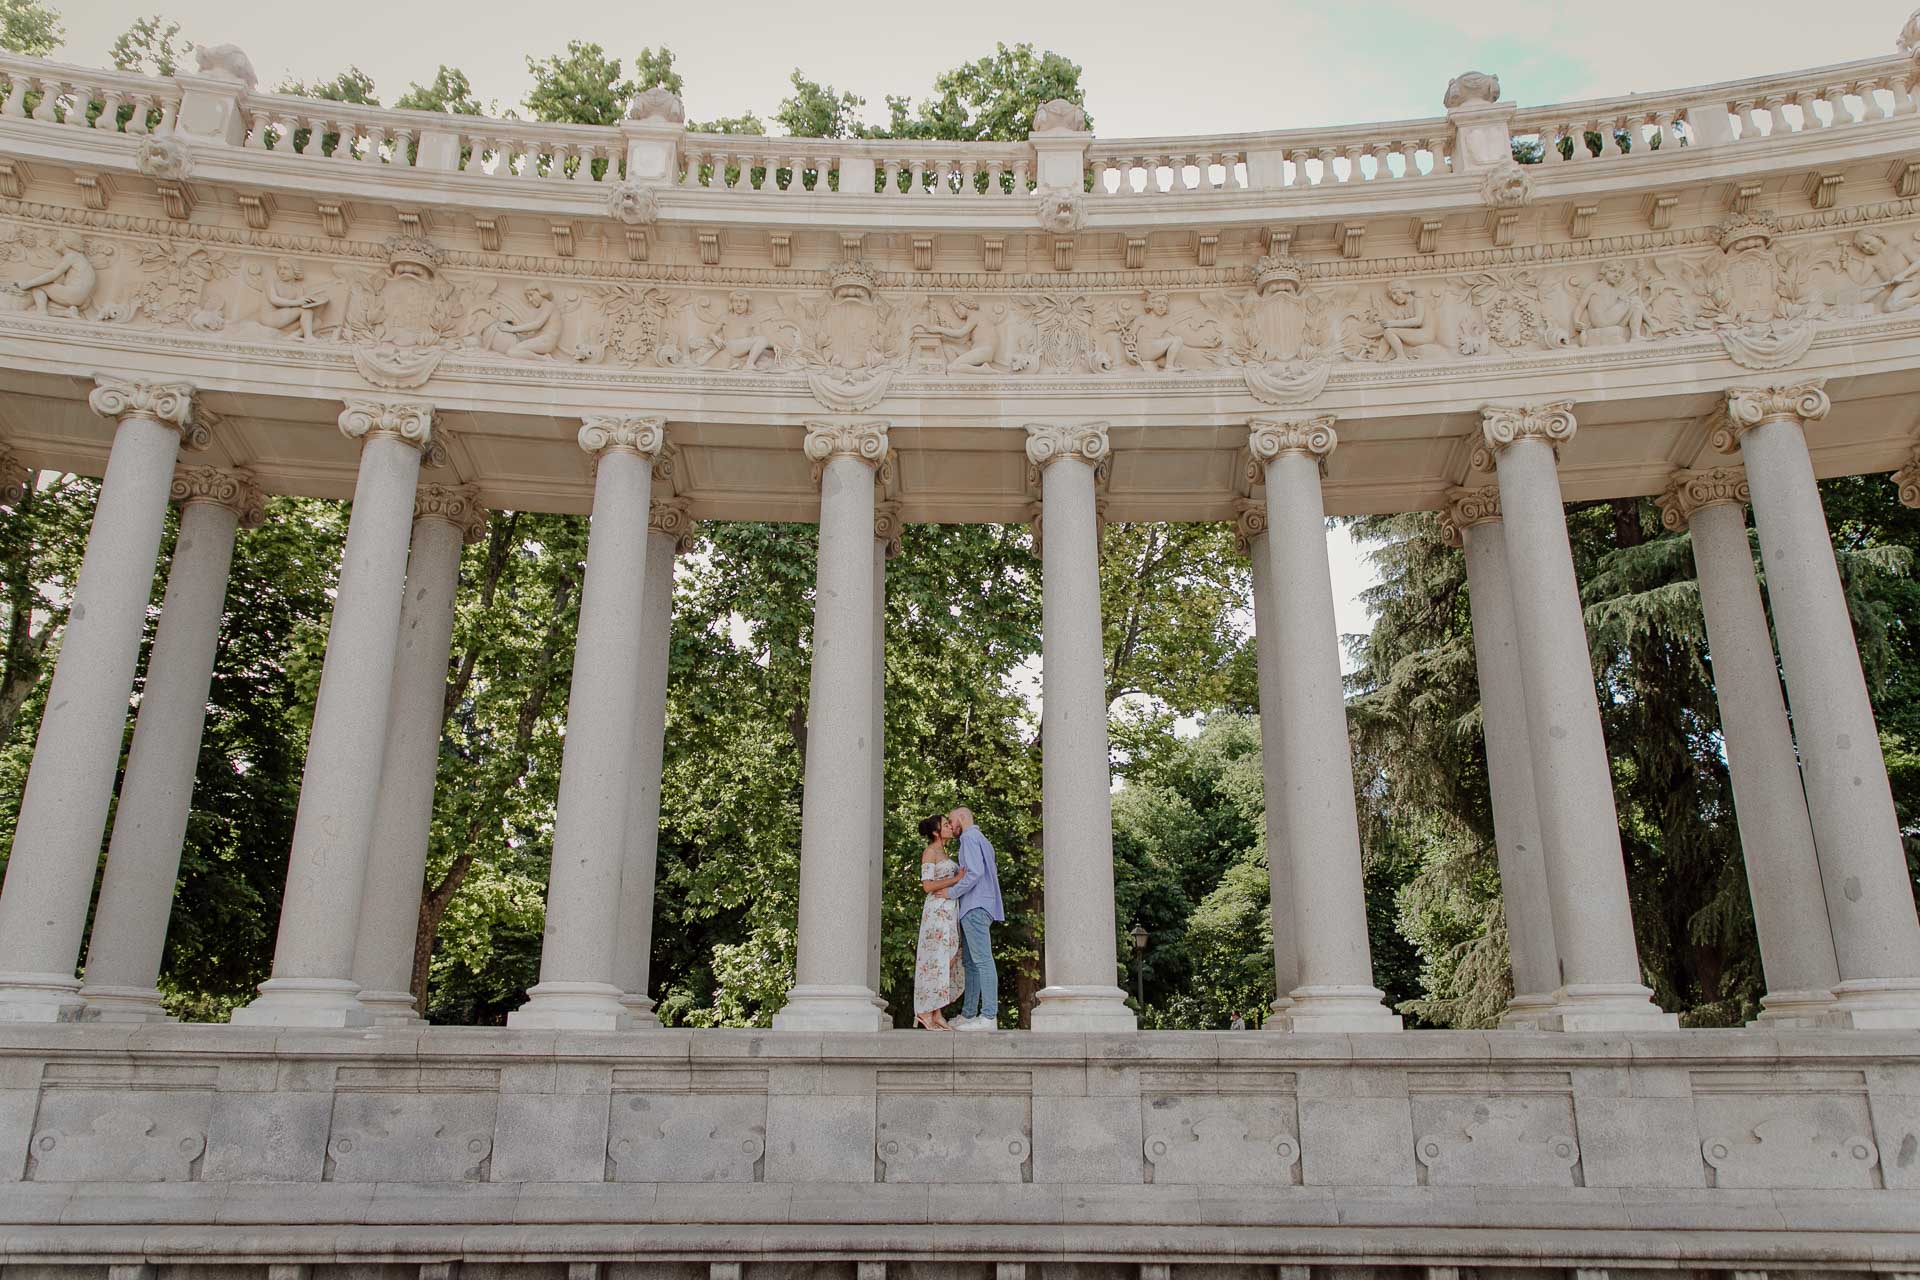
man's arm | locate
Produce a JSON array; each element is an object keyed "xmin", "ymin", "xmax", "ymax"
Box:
[{"xmin": 946, "ymin": 830, "xmax": 983, "ymax": 898}]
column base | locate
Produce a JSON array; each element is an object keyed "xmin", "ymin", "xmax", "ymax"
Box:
[
  {"xmin": 1825, "ymin": 977, "xmax": 1920, "ymax": 1029},
  {"xmin": 619, "ymin": 992, "xmax": 662, "ymax": 1028},
  {"xmin": 1497, "ymin": 992, "xmax": 1557, "ymax": 1030},
  {"xmin": 230, "ymin": 977, "xmax": 373, "ymax": 1028},
  {"xmin": 1029, "ymin": 984, "xmax": 1136, "ymax": 1032},
  {"xmin": 771, "ymin": 984, "xmax": 889, "ymax": 1031},
  {"xmin": 354, "ymin": 988, "xmax": 428, "ymax": 1027},
  {"xmin": 1538, "ymin": 982, "xmax": 1678, "ymax": 1032},
  {"xmin": 77, "ymin": 983, "xmax": 175, "ymax": 1023},
  {"xmin": 508, "ymin": 981, "xmax": 634, "ymax": 1031},
  {"xmin": 1750, "ymin": 987, "xmax": 1842, "ymax": 1028},
  {"xmin": 1273, "ymin": 984, "xmax": 1403, "ymax": 1033},
  {"xmin": 0, "ymin": 972, "xmax": 87, "ymax": 1023}
]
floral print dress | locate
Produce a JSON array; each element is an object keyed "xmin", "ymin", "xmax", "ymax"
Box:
[{"xmin": 913, "ymin": 855, "xmax": 966, "ymax": 1015}]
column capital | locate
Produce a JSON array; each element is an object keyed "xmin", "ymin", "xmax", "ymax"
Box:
[
  {"xmin": 874, "ymin": 500, "xmax": 903, "ymax": 559},
  {"xmin": 804, "ymin": 419, "xmax": 890, "ymax": 475},
  {"xmin": 414, "ymin": 483, "xmax": 489, "ymax": 544},
  {"xmin": 1480, "ymin": 401, "xmax": 1575, "ymax": 456},
  {"xmin": 1896, "ymin": 447, "xmax": 1920, "ymax": 510},
  {"xmin": 171, "ymin": 465, "xmax": 266, "ymax": 528},
  {"xmin": 1438, "ymin": 485, "xmax": 1502, "ymax": 548},
  {"xmin": 0, "ymin": 443, "xmax": 28, "ymax": 508},
  {"xmin": 1655, "ymin": 466, "xmax": 1750, "ymax": 531},
  {"xmin": 88, "ymin": 377, "xmax": 195, "ymax": 433},
  {"xmin": 1231, "ymin": 499, "xmax": 1268, "ymax": 556},
  {"xmin": 578, "ymin": 414, "xmax": 666, "ymax": 459},
  {"xmin": 1719, "ymin": 381, "xmax": 1831, "ymax": 450},
  {"xmin": 1025, "ymin": 421, "xmax": 1110, "ymax": 470},
  {"xmin": 648, "ymin": 497, "xmax": 696, "ymax": 552},
  {"xmin": 339, "ymin": 399, "xmax": 434, "ymax": 451},
  {"xmin": 1248, "ymin": 416, "xmax": 1336, "ymax": 471}
]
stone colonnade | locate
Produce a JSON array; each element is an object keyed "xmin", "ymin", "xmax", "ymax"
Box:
[{"xmin": 0, "ymin": 377, "xmax": 1916, "ymax": 1031}]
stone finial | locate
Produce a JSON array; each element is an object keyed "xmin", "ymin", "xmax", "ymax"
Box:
[
  {"xmin": 1248, "ymin": 416, "xmax": 1337, "ymax": 470},
  {"xmin": 1032, "ymin": 98, "xmax": 1087, "ymax": 133},
  {"xmin": 340, "ymin": 399, "xmax": 433, "ymax": 450},
  {"xmin": 648, "ymin": 498, "xmax": 696, "ymax": 552},
  {"xmin": 1480, "ymin": 401, "xmax": 1576, "ymax": 456},
  {"xmin": 1438, "ymin": 485, "xmax": 1502, "ymax": 547},
  {"xmin": 88, "ymin": 377, "xmax": 195, "ymax": 432},
  {"xmin": 1443, "ymin": 71, "xmax": 1502, "ymax": 110},
  {"xmin": 1232, "ymin": 500, "xmax": 1268, "ymax": 556},
  {"xmin": 1655, "ymin": 467, "xmax": 1750, "ymax": 531},
  {"xmin": 1721, "ymin": 382, "xmax": 1831, "ymax": 448},
  {"xmin": 414, "ymin": 483, "xmax": 488, "ymax": 543},
  {"xmin": 172, "ymin": 465, "xmax": 267, "ymax": 527},
  {"xmin": 628, "ymin": 86, "xmax": 686, "ymax": 124},
  {"xmin": 804, "ymin": 419, "xmax": 890, "ymax": 471},
  {"xmin": 578, "ymin": 414, "xmax": 665, "ymax": 458},
  {"xmin": 193, "ymin": 43, "xmax": 258, "ymax": 90},
  {"xmin": 1901, "ymin": 9, "xmax": 1920, "ymax": 58},
  {"xmin": 1024, "ymin": 421, "xmax": 1110, "ymax": 469}
]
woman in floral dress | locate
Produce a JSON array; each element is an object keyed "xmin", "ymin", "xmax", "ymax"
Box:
[{"xmin": 912, "ymin": 814, "xmax": 967, "ymax": 1029}]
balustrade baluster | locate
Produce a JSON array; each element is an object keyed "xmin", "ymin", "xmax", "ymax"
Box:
[
  {"xmin": 247, "ymin": 109, "xmax": 271, "ymax": 147},
  {"xmin": 1012, "ymin": 158, "xmax": 1029, "ymax": 193},
  {"xmin": 362, "ymin": 125, "xmax": 386, "ymax": 163},
  {"xmin": 391, "ymin": 127, "xmax": 412, "ymax": 167},
  {"xmin": 1765, "ymin": 95, "xmax": 1792, "ymax": 134},
  {"xmin": 95, "ymin": 90, "xmax": 120, "ymax": 131},
  {"xmin": 1827, "ymin": 84, "xmax": 1855, "ymax": 125},
  {"xmin": 335, "ymin": 122, "xmax": 360, "ymax": 160},
  {"xmin": 154, "ymin": 96, "xmax": 177, "ymax": 133},
  {"xmin": 961, "ymin": 158, "xmax": 979, "ymax": 195},
  {"xmin": 30, "ymin": 78, "xmax": 56, "ymax": 122}
]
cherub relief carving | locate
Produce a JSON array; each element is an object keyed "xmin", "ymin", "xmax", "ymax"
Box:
[
  {"xmin": 1570, "ymin": 261, "xmax": 1657, "ymax": 346},
  {"xmin": 1840, "ymin": 229, "xmax": 1920, "ymax": 312},
  {"xmin": 244, "ymin": 258, "xmax": 329, "ymax": 340},
  {"xmin": 471, "ymin": 284, "xmax": 569, "ymax": 359},
  {"xmin": 1108, "ymin": 291, "xmax": 1221, "ymax": 371},
  {"xmin": 912, "ymin": 294, "xmax": 1017, "ymax": 373},
  {"xmin": 1349, "ymin": 278, "xmax": 1451, "ymax": 360},
  {"xmin": 664, "ymin": 290, "xmax": 780, "ymax": 370},
  {"xmin": 5, "ymin": 231, "xmax": 100, "ymax": 317}
]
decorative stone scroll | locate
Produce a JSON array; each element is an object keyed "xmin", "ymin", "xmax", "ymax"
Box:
[
  {"xmin": 1655, "ymin": 467, "xmax": 1751, "ymax": 532},
  {"xmin": 0, "ymin": 444, "xmax": 28, "ymax": 507},
  {"xmin": 1480, "ymin": 401, "xmax": 1576, "ymax": 457},
  {"xmin": 874, "ymin": 501, "xmax": 903, "ymax": 558},
  {"xmin": 648, "ymin": 498, "xmax": 696, "ymax": 552},
  {"xmin": 1248, "ymin": 416, "xmax": 1337, "ymax": 471},
  {"xmin": 803, "ymin": 419, "xmax": 890, "ymax": 473},
  {"xmin": 1718, "ymin": 382, "xmax": 1832, "ymax": 451},
  {"xmin": 1896, "ymin": 448, "xmax": 1920, "ymax": 509},
  {"xmin": 414, "ymin": 483, "xmax": 489, "ymax": 543},
  {"xmin": 339, "ymin": 399, "xmax": 433, "ymax": 450},
  {"xmin": 1024, "ymin": 421, "xmax": 1110, "ymax": 469},
  {"xmin": 577, "ymin": 413, "xmax": 665, "ymax": 458},
  {"xmin": 1231, "ymin": 500, "xmax": 1268, "ymax": 556},
  {"xmin": 87, "ymin": 376, "xmax": 195, "ymax": 432},
  {"xmin": 1437, "ymin": 485, "xmax": 1501, "ymax": 548},
  {"xmin": 172, "ymin": 465, "xmax": 267, "ymax": 528}
]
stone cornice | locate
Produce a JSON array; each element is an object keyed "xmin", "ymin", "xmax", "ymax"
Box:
[
  {"xmin": 88, "ymin": 377, "xmax": 194, "ymax": 433},
  {"xmin": 577, "ymin": 414, "xmax": 666, "ymax": 458},
  {"xmin": 1480, "ymin": 401, "xmax": 1576, "ymax": 457},
  {"xmin": 1719, "ymin": 382, "xmax": 1832, "ymax": 448},
  {"xmin": 1232, "ymin": 499, "xmax": 1268, "ymax": 557},
  {"xmin": 648, "ymin": 498, "xmax": 696, "ymax": 551},
  {"xmin": 1438, "ymin": 485, "xmax": 1502, "ymax": 548},
  {"xmin": 1655, "ymin": 467, "xmax": 1751, "ymax": 531},
  {"xmin": 1248, "ymin": 417, "xmax": 1337, "ymax": 471},
  {"xmin": 339, "ymin": 399, "xmax": 433, "ymax": 451},
  {"xmin": 171, "ymin": 465, "xmax": 266, "ymax": 527},
  {"xmin": 413, "ymin": 483, "xmax": 489, "ymax": 543},
  {"xmin": 803, "ymin": 420, "xmax": 890, "ymax": 473},
  {"xmin": 1024, "ymin": 421, "xmax": 1111, "ymax": 470}
]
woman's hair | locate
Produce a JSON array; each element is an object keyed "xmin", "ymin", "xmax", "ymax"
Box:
[{"xmin": 917, "ymin": 814, "xmax": 945, "ymax": 842}]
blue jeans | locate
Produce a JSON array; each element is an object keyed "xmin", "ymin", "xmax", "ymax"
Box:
[{"xmin": 957, "ymin": 908, "xmax": 997, "ymax": 1021}]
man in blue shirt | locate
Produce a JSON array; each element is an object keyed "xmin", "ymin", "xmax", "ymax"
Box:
[{"xmin": 941, "ymin": 806, "xmax": 1004, "ymax": 1029}]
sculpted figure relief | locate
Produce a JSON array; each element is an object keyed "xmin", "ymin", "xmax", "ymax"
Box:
[
  {"xmin": 1572, "ymin": 262, "xmax": 1656, "ymax": 346},
  {"xmin": 9, "ymin": 232, "xmax": 99, "ymax": 317},
  {"xmin": 1357, "ymin": 279, "xmax": 1449, "ymax": 360},
  {"xmin": 1842, "ymin": 229, "xmax": 1920, "ymax": 312},
  {"xmin": 913, "ymin": 294, "xmax": 1021, "ymax": 373},
  {"xmin": 665, "ymin": 290, "xmax": 780, "ymax": 370},
  {"xmin": 473, "ymin": 285, "xmax": 566, "ymax": 359},
  {"xmin": 253, "ymin": 259, "xmax": 328, "ymax": 339}
]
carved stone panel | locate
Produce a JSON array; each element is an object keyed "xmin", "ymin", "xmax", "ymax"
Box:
[
  {"xmin": 27, "ymin": 1089, "xmax": 211, "ymax": 1181},
  {"xmin": 1412, "ymin": 1094, "xmax": 1580, "ymax": 1187},
  {"xmin": 607, "ymin": 1093, "xmax": 767, "ymax": 1183},
  {"xmin": 324, "ymin": 1092, "xmax": 495, "ymax": 1182},
  {"xmin": 875, "ymin": 1093, "xmax": 1030, "ymax": 1183},
  {"xmin": 1694, "ymin": 1074, "xmax": 1880, "ymax": 1190},
  {"xmin": 1141, "ymin": 1096, "xmax": 1300, "ymax": 1185}
]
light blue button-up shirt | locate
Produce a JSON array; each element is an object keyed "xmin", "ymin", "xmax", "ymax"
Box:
[{"xmin": 949, "ymin": 824, "xmax": 1005, "ymax": 923}]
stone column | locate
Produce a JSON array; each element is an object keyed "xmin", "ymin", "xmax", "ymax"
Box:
[
  {"xmin": 1235, "ymin": 502, "xmax": 1299, "ymax": 1023},
  {"xmin": 233, "ymin": 400, "xmax": 433, "ymax": 1028},
  {"xmin": 1480, "ymin": 402, "xmax": 1675, "ymax": 1031},
  {"xmin": 1655, "ymin": 467, "xmax": 1839, "ymax": 1025},
  {"xmin": 868, "ymin": 502, "xmax": 900, "ymax": 1008},
  {"xmin": 774, "ymin": 420, "xmax": 891, "ymax": 1031},
  {"xmin": 350, "ymin": 485, "xmax": 488, "ymax": 1025},
  {"xmin": 512, "ymin": 416, "xmax": 663, "ymax": 1030},
  {"xmin": 80, "ymin": 466, "xmax": 264, "ymax": 1022},
  {"xmin": 1251, "ymin": 418, "xmax": 1400, "ymax": 1032},
  {"xmin": 1725, "ymin": 384, "xmax": 1920, "ymax": 1027},
  {"xmin": 0, "ymin": 378, "xmax": 193, "ymax": 1022},
  {"xmin": 1025, "ymin": 421, "xmax": 1134, "ymax": 1032},
  {"xmin": 1440, "ymin": 487, "xmax": 1559, "ymax": 1027},
  {"xmin": 612, "ymin": 496, "xmax": 691, "ymax": 1025}
]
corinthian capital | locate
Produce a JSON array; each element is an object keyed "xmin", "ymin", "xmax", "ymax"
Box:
[
  {"xmin": 648, "ymin": 498, "xmax": 696, "ymax": 551},
  {"xmin": 1438, "ymin": 485, "xmax": 1502, "ymax": 548},
  {"xmin": 1248, "ymin": 416, "xmax": 1336, "ymax": 471},
  {"xmin": 0, "ymin": 444, "xmax": 27, "ymax": 508},
  {"xmin": 578, "ymin": 414, "xmax": 665, "ymax": 458},
  {"xmin": 1897, "ymin": 449, "xmax": 1920, "ymax": 510},
  {"xmin": 1024, "ymin": 421, "xmax": 1110, "ymax": 470},
  {"xmin": 414, "ymin": 483, "xmax": 489, "ymax": 543},
  {"xmin": 1232, "ymin": 500, "xmax": 1268, "ymax": 557},
  {"xmin": 88, "ymin": 377, "xmax": 195, "ymax": 432},
  {"xmin": 803, "ymin": 419, "xmax": 890, "ymax": 472},
  {"xmin": 1480, "ymin": 401, "xmax": 1576, "ymax": 456},
  {"xmin": 874, "ymin": 500, "xmax": 903, "ymax": 558},
  {"xmin": 1720, "ymin": 382, "xmax": 1830, "ymax": 450},
  {"xmin": 171, "ymin": 465, "xmax": 266, "ymax": 528},
  {"xmin": 1656, "ymin": 467, "xmax": 1750, "ymax": 531},
  {"xmin": 339, "ymin": 399, "xmax": 433, "ymax": 450}
]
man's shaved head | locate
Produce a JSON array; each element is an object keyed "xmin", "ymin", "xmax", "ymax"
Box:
[{"xmin": 949, "ymin": 806, "xmax": 975, "ymax": 830}]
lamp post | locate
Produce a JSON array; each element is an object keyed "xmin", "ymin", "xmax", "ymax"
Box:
[{"xmin": 1128, "ymin": 921, "xmax": 1149, "ymax": 1011}]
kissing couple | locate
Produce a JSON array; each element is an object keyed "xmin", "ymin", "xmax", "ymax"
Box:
[{"xmin": 912, "ymin": 806, "xmax": 1004, "ymax": 1030}]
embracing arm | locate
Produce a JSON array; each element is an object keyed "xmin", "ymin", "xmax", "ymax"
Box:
[{"xmin": 921, "ymin": 867, "xmax": 965, "ymax": 894}]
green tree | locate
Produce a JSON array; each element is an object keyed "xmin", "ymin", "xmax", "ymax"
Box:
[
  {"xmin": 884, "ymin": 42, "xmax": 1089, "ymax": 141},
  {"xmin": 108, "ymin": 14, "xmax": 184, "ymax": 74},
  {"xmin": 0, "ymin": 0, "xmax": 59, "ymax": 56},
  {"xmin": 395, "ymin": 66, "xmax": 482, "ymax": 116},
  {"xmin": 277, "ymin": 67, "xmax": 379, "ymax": 105},
  {"xmin": 523, "ymin": 41, "xmax": 631, "ymax": 126},
  {"xmin": 774, "ymin": 71, "xmax": 868, "ymax": 139}
]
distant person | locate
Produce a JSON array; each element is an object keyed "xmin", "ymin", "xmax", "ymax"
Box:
[
  {"xmin": 911, "ymin": 814, "xmax": 965, "ymax": 1030},
  {"xmin": 1229, "ymin": 1011, "xmax": 1247, "ymax": 1031},
  {"xmin": 942, "ymin": 807, "xmax": 1004, "ymax": 1029}
]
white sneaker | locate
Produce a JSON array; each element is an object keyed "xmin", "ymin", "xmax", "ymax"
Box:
[{"xmin": 958, "ymin": 1016, "xmax": 996, "ymax": 1030}]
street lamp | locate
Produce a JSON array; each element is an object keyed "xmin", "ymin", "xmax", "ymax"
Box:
[{"xmin": 1128, "ymin": 921, "xmax": 1149, "ymax": 1010}]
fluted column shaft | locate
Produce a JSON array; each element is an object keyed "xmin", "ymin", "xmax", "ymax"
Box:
[
  {"xmin": 0, "ymin": 378, "xmax": 192, "ymax": 1022},
  {"xmin": 81, "ymin": 469, "xmax": 261, "ymax": 1022},
  {"xmin": 1446, "ymin": 491, "xmax": 1560, "ymax": 1025},
  {"xmin": 512, "ymin": 416, "xmax": 663, "ymax": 1030},
  {"xmin": 1237, "ymin": 505, "xmax": 1299, "ymax": 1023},
  {"xmin": 351, "ymin": 487, "xmax": 486, "ymax": 1025},
  {"xmin": 775, "ymin": 420, "xmax": 890, "ymax": 1030},
  {"xmin": 1728, "ymin": 384, "xmax": 1920, "ymax": 1027},
  {"xmin": 1253, "ymin": 419, "xmax": 1399, "ymax": 1032},
  {"xmin": 234, "ymin": 401, "xmax": 432, "ymax": 1027},
  {"xmin": 613, "ymin": 500, "xmax": 687, "ymax": 1025},
  {"xmin": 1026, "ymin": 421, "xmax": 1134, "ymax": 1031},
  {"xmin": 1481, "ymin": 403, "xmax": 1674, "ymax": 1031},
  {"xmin": 1660, "ymin": 468, "xmax": 1839, "ymax": 1025}
]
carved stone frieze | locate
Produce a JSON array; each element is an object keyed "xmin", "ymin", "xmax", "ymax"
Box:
[
  {"xmin": 339, "ymin": 398, "xmax": 433, "ymax": 450},
  {"xmin": 172, "ymin": 464, "xmax": 267, "ymax": 527},
  {"xmin": 1438, "ymin": 485, "xmax": 1502, "ymax": 547},
  {"xmin": 578, "ymin": 413, "xmax": 665, "ymax": 458},
  {"xmin": 88, "ymin": 376, "xmax": 195, "ymax": 430},
  {"xmin": 414, "ymin": 483, "xmax": 489, "ymax": 543},
  {"xmin": 1656, "ymin": 467, "xmax": 1750, "ymax": 531},
  {"xmin": 1480, "ymin": 401, "xmax": 1576, "ymax": 456}
]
